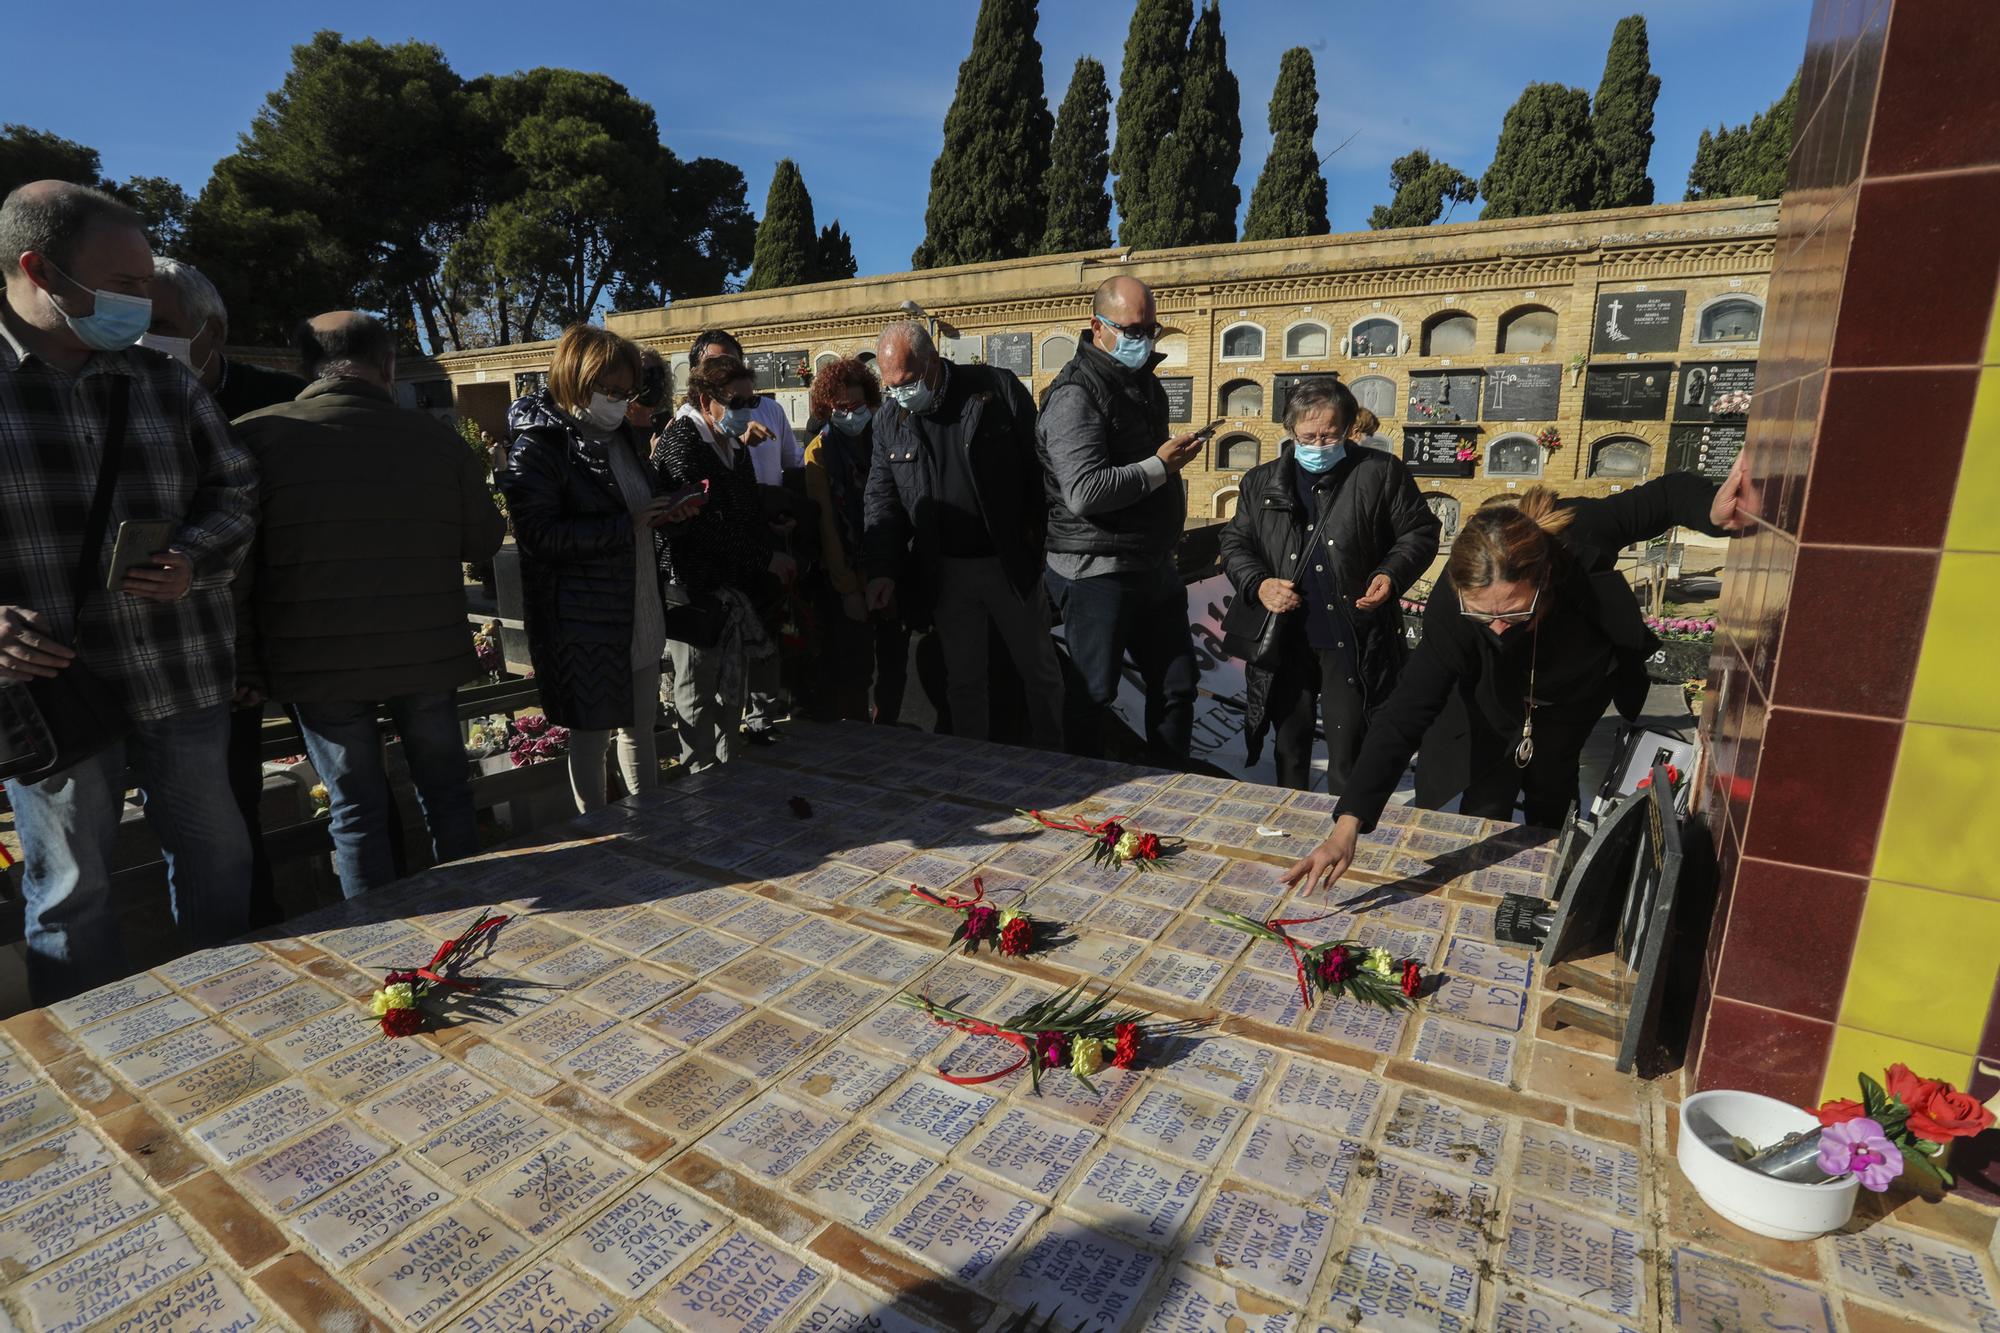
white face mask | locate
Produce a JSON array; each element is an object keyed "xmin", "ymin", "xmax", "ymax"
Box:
[
  {"xmin": 139, "ymin": 319, "xmax": 216, "ymax": 376},
  {"xmin": 580, "ymin": 392, "xmax": 627, "ymax": 431}
]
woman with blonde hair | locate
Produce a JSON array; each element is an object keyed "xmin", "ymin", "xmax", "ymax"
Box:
[
  {"xmin": 499, "ymin": 324, "xmax": 695, "ymax": 811},
  {"xmin": 1282, "ymin": 457, "xmax": 1751, "ymax": 894}
]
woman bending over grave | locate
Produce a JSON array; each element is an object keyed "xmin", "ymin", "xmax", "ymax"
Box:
[{"xmin": 1281, "ymin": 454, "xmax": 1750, "ymax": 897}]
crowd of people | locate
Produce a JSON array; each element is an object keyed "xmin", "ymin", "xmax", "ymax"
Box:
[{"xmin": 0, "ymin": 177, "xmax": 1750, "ymax": 1005}]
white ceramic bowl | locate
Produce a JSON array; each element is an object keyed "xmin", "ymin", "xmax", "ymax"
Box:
[{"xmin": 1677, "ymin": 1088, "xmax": 1858, "ymax": 1240}]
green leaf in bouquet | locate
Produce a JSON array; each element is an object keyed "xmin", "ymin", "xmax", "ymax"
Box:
[{"xmin": 1859, "ymin": 1072, "xmax": 1888, "ymax": 1118}]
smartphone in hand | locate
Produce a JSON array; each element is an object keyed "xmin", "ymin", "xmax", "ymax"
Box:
[
  {"xmin": 662, "ymin": 478, "xmax": 710, "ymax": 511},
  {"xmin": 1191, "ymin": 417, "xmax": 1228, "ymax": 441},
  {"xmin": 105, "ymin": 519, "xmax": 177, "ymax": 592}
]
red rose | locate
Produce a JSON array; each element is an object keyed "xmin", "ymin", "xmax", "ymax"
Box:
[
  {"xmin": 1111, "ymin": 1022, "xmax": 1140, "ymax": 1069},
  {"xmin": 1885, "ymin": 1063, "xmax": 1997, "ymax": 1142},
  {"xmin": 379, "ymin": 1007, "xmax": 425, "ymax": 1038},
  {"xmin": 1884, "ymin": 1063, "xmax": 1944, "ymax": 1114},
  {"xmin": 1400, "ymin": 961, "xmax": 1422, "ymax": 999},
  {"xmin": 1816, "ymin": 1098, "xmax": 1866, "ymax": 1127},
  {"xmin": 998, "ymin": 916, "xmax": 1034, "ymax": 957},
  {"xmin": 1134, "ymin": 833, "xmax": 1161, "ymax": 860}
]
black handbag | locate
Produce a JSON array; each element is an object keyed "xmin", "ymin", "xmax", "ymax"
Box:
[
  {"xmin": 660, "ymin": 582, "xmax": 723, "ymax": 650},
  {"xmin": 0, "ymin": 378, "xmax": 135, "ymax": 785},
  {"xmin": 1221, "ymin": 487, "xmax": 1333, "ymax": 673}
]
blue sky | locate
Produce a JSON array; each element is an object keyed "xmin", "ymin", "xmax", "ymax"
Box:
[{"xmin": 11, "ymin": 0, "xmax": 1810, "ymax": 278}]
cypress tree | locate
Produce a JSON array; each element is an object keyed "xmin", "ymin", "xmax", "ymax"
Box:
[
  {"xmin": 1154, "ymin": 1, "xmax": 1242, "ymax": 246},
  {"xmin": 1685, "ymin": 73, "xmax": 1799, "ymax": 200},
  {"xmin": 1241, "ymin": 47, "xmax": 1327, "ymax": 241},
  {"xmin": 1038, "ymin": 56, "xmax": 1113, "ymax": 254},
  {"xmin": 1367, "ymin": 150, "xmax": 1477, "ymax": 229},
  {"xmin": 746, "ymin": 159, "xmax": 817, "ymax": 290},
  {"xmin": 814, "ymin": 222, "xmax": 857, "ymax": 282},
  {"xmin": 1479, "ymin": 83, "xmax": 1597, "ymax": 219},
  {"xmin": 911, "ymin": 0, "xmax": 1053, "ymax": 268},
  {"xmin": 1590, "ymin": 14, "xmax": 1661, "ymax": 208},
  {"xmin": 1111, "ymin": 0, "xmax": 1192, "ymax": 249}
]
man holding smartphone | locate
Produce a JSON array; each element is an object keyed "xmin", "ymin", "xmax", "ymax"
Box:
[
  {"xmin": 1037, "ymin": 276, "xmax": 1204, "ymax": 763},
  {"xmin": 0, "ymin": 181, "xmax": 257, "ymax": 1004}
]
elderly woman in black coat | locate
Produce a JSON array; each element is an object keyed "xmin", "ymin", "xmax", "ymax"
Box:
[
  {"xmin": 499, "ymin": 324, "xmax": 695, "ymax": 812},
  {"xmin": 1218, "ymin": 378, "xmax": 1441, "ymax": 791}
]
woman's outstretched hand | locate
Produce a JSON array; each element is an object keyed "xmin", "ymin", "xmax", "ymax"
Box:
[{"xmin": 1279, "ymin": 815, "xmax": 1362, "ymax": 897}]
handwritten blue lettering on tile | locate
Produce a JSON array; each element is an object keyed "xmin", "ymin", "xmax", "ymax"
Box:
[
  {"xmin": 1671, "ymin": 1249, "xmax": 1834, "ymax": 1333},
  {"xmin": 887, "ymin": 1171, "xmax": 1043, "ymax": 1285},
  {"xmin": 1322, "ymin": 1234, "xmax": 1479, "ymax": 1333},
  {"xmin": 1001, "ymin": 1226, "xmax": 1163, "ymax": 1333}
]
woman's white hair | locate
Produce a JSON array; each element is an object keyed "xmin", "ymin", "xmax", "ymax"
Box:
[{"xmin": 151, "ymin": 257, "xmax": 228, "ymax": 341}]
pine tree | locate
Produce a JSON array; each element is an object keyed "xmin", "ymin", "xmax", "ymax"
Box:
[
  {"xmin": 746, "ymin": 159, "xmax": 817, "ymax": 291},
  {"xmin": 911, "ymin": 0, "xmax": 1053, "ymax": 268},
  {"xmin": 1479, "ymin": 83, "xmax": 1597, "ymax": 219},
  {"xmin": 1039, "ymin": 57, "xmax": 1113, "ymax": 254},
  {"xmin": 1241, "ymin": 48, "xmax": 1327, "ymax": 241},
  {"xmin": 1685, "ymin": 72, "xmax": 1799, "ymax": 200},
  {"xmin": 1368, "ymin": 150, "xmax": 1477, "ymax": 229},
  {"xmin": 1153, "ymin": 1, "xmax": 1241, "ymax": 246},
  {"xmin": 814, "ymin": 221, "xmax": 857, "ymax": 282},
  {"xmin": 1590, "ymin": 15, "xmax": 1660, "ymax": 208},
  {"xmin": 1111, "ymin": 0, "xmax": 1192, "ymax": 249}
]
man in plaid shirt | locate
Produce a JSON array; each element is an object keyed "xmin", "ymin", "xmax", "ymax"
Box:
[{"xmin": 0, "ymin": 182, "xmax": 258, "ymax": 1003}]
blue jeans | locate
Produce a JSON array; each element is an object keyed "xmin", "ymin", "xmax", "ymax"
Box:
[
  {"xmin": 1046, "ymin": 563, "xmax": 1198, "ymax": 763},
  {"xmin": 294, "ymin": 691, "xmax": 480, "ymax": 899},
  {"xmin": 6, "ymin": 701, "xmax": 251, "ymax": 1005}
]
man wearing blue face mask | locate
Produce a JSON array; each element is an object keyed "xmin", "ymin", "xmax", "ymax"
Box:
[
  {"xmin": 0, "ymin": 181, "xmax": 258, "ymax": 1003},
  {"xmin": 1037, "ymin": 276, "xmax": 1205, "ymax": 764}
]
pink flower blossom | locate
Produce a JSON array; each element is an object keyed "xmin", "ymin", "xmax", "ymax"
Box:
[{"xmin": 1817, "ymin": 1116, "xmax": 1903, "ymax": 1191}]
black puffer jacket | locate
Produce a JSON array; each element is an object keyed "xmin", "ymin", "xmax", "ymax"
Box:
[
  {"xmin": 498, "ymin": 390, "xmax": 656, "ymax": 731},
  {"xmin": 1218, "ymin": 448, "xmax": 1441, "ymax": 758}
]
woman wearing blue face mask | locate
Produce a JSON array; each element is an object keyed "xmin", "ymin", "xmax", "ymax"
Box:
[
  {"xmin": 802, "ymin": 356, "xmax": 907, "ymax": 724},
  {"xmin": 653, "ymin": 356, "xmax": 794, "ymax": 770},
  {"xmin": 1218, "ymin": 379, "xmax": 1442, "ymax": 791}
]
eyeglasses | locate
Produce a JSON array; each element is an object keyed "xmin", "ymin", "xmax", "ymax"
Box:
[
  {"xmin": 1459, "ymin": 585, "xmax": 1541, "ymax": 625},
  {"xmin": 1097, "ymin": 313, "xmax": 1165, "ymax": 341},
  {"xmin": 592, "ymin": 383, "xmax": 640, "ymax": 403},
  {"xmin": 1293, "ymin": 434, "xmax": 1346, "ymax": 447},
  {"xmin": 713, "ymin": 392, "xmax": 759, "ymax": 411}
]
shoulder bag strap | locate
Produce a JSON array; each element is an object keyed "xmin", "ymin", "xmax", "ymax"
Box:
[{"xmin": 65, "ymin": 375, "xmax": 132, "ymax": 629}]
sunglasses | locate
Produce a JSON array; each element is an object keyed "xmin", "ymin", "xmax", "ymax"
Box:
[
  {"xmin": 712, "ymin": 392, "xmax": 759, "ymax": 411},
  {"xmin": 1459, "ymin": 585, "xmax": 1541, "ymax": 625},
  {"xmin": 1097, "ymin": 313, "xmax": 1165, "ymax": 341}
]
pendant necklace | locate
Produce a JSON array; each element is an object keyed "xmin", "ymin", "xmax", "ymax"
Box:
[{"xmin": 1514, "ymin": 623, "xmax": 1540, "ymax": 769}]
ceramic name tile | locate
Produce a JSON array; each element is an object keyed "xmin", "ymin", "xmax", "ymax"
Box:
[
  {"xmin": 651, "ymin": 926, "xmax": 757, "ymax": 978},
  {"xmin": 1411, "ymin": 1016, "xmax": 1518, "ymax": 1085},
  {"xmin": 790, "ymin": 863, "xmax": 880, "ymax": 904},
  {"xmin": 239, "ymin": 1117, "xmax": 391, "ymax": 1212},
  {"xmin": 92, "ymin": 1264, "xmax": 265, "ymax": 1333},
  {"xmin": 452, "ymin": 1263, "xmax": 616, "ymax": 1332},
  {"xmin": 1303, "ymin": 993, "xmax": 1409, "ymax": 1056},
  {"xmin": 785, "ymin": 1046, "xmax": 904, "ymax": 1114},
  {"xmin": 595, "ymin": 909, "xmax": 691, "ymax": 956},
  {"xmin": 1152, "ymin": 1036, "xmax": 1279, "ymax": 1106},
  {"xmin": 1514, "ymin": 1126, "xmax": 1644, "ymax": 1220},
  {"xmin": 289, "ymin": 1156, "xmax": 453, "ymax": 1268},
  {"xmin": 1831, "ymin": 1227, "xmax": 2000, "ymax": 1332},
  {"xmin": 1002, "ymin": 1225, "xmax": 1163, "ymax": 1333},
  {"xmin": 0, "ymin": 1083, "xmax": 75, "ymax": 1153},
  {"xmin": 16, "ymin": 1212, "xmax": 206, "ymax": 1333},
  {"xmin": 1159, "ymin": 917, "xmax": 1250, "ymax": 962},
  {"xmin": 706, "ymin": 1010, "xmax": 824, "ymax": 1080},
  {"xmin": 268, "ymin": 1007, "xmax": 377, "ymax": 1070},
  {"xmin": 867, "ymin": 1076, "xmax": 997, "ymax": 1155},
  {"xmin": 1137, "ymin": 1265, "xmax": 1297, "ymax": 1333},
  {"xmin": 476, "ymin": 1131, "xmax": 636, "ymax": 1240},
  {"xmin": 652, "ymin": 1230, "xmax": 823, "ymax": 1333},
  {"xmin": 1104, "ymin": 1088, "xmax": 1241, "ymax": 1176},
  {"xmin": 0, "ymin": 1124, "xmax": 117, "ymax": 1218},
  {"xmin": 837, "ymin": 937, "xmax": 936, "ymax": 987},
  {"xmin": 154, "ymin": 942, "xmax": 268, "ymax": 989},
  {"xmin": 522, "ymin": 939, "xmax": 623, "ymax": 989},
  {"xmin": 1360, "ymin": 1153, "xmax": 1497, "ymax": 1259},
  {"xmin": 148, "ymin": 1048, "xmax": 289, "ymax": 1128},
  {"xmin": 1042, "ymin": 932, "xmax": 1147, "ymax": 981},
  {"xmin": 1213, "ymin": 972, "xmax": 1307, "ymax": 1028},
  {"xmin": 1181, "ymin": 1187, "xmax": 1334, "ymax": 1305},
  {"xmin": 1441, "ymin": 937, "xmax": 1536, "ymax": 988},
  {"xmin": 773, "ymin": 973, "xmax": 887, "ymax": 1030},
  {"xmin": 791, "ymin": 1126, "xmax": 942, "ymax": 1229},
  {"xmin": 359, "ymin": 1065, "xmax": 498, "ymax": 1143},
  {"xmin": 556, "ymin": 1025, "xmax": 681, "ymax": 1098},
  {"xmin": 842, "ymin": 1001, "xmax": 956, "ymax": 1061},
  {"xmin": 1669, "ymin": 1249, "xmax": 1835, "ymax": 1333},
  {"xmin": 47, "ymin": 973, "xmax": 172, "ymax": 1030},
  {"xmin": 315, "ymin": 1033, "xmax": 443, "ymax": 1104},
  {"xmin": 1119, "ymin": 874, "xmax": 1204, "ymax": 910},
  {"xmin": 219, "ymin": 979, "xmax": 343, "ymax": 1040},
  {"xmin": 1029, "ymin": 1062, "xmax": 1146, "ymax": 1129},
  {"xmin": 1429, "ymin": 975, "xmax": 1529, "ymax": 1032},
  {"xmin": 413, "ymin": 1098, "xmax": 563, "ymax": 1190},
  {"xmin": 1500, "ymin": 1194, "xmax": 1645, "ymax": 1320},
  {"xmin": 961, "ymin": 1104, "xmax": 1099, "ymax": 1198},
  {"xmin": 1468, "ymin": 864, "xmax": 1553, "ymax": 900},
  {"xmin": 788, "ymin": 1281, "xmax": 936, "ymax": 1333},
  {"xmin": 1451, "ymin": 904, "xmax": 1499, "ymax": 941},
  {"xmin": 1380, "ymin": 1091, "xmax": 1509, "ymax": 1180},
  {"xmin": 355, "ymin": 1202, "xmax": 531, "ymax": 1328},
  {"xmin": 556, "ymin": 1176, "xmax": 724, "ymax": 1300},
  {"xmin": 715, "ymin": 899, "xmax": 811, "ymax": 942},
  {"xmin": 0, "ymin": 1051, "xmax": 34, "ymax": 1101},
  {"xmin": 190, "ymin": 1077, "xmax": 340, "ymax": 1165},
  {"xmin": 0, "ymin": 1164, "xmax": 157, "ymax": 1277},
  {"xmin": 639, "ymin": 986, "xmax": 752, "ymax": 1046},
  {"xmin": 1088, "ymin": 898, "xmax": 1178, "ymax": 941},
  {"xmin": 888, "ymin": 1169, "xmax": 1043, "ymax": 1286},
  {"xmin": 1227, "ymin": 1113, "xmax": 1366, "ymax": 1207},
  {"xmin": 1320, "ymin": 1233, "xmax": 1480, "ymax": 1333},
  {"xmin": 573, "ymin": 962, "xmax": 688, "ymax": 1019},
  {"xmin": 707, "ymin": 1091, "xmax": 846, "ymax": 1179},
  {"xmin": 1267, "ymin": 1058, "xmax": 1386, "ymax": 1138},
  {"xmin": 624, "ymin": 1056, "xmax": 757, "ymax": 1139},
  {"xmin": 1490, "ymin": 1290, "xmax": 1639, "ymax": 1333},
  {"xmin": 74, "ymin": 994, "xmax": 206, "ymax": 1058},
  {"xmin": 316, "ymin": 918, "xmax": 425, "ymax": 962},
  {"xmin": 1063, "ymin": 1143, "xmax": 1205, "ymax": 1246}
]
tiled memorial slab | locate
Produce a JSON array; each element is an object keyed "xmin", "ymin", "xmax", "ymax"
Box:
[{"xmin": 0, "ymin": 721, "xmax": 1992, "ymax": 1333}]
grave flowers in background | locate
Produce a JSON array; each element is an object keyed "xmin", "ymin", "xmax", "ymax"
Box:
[
  {"xmin": 507, "ymin": 714, "xmax": 570, "ymax": 767},
  {"xmin": 1019, "ymin": 809, "xmax": 1181, "ymax": 872},
  {"xmin": 1206, "ymin": 911, "xmax": 1425, "ymax": 1012},
  {"xmin": 1645, "ymin": 614, "xmax": 1717, "ymax": 642},
  {"xmin": 907, "ymin": 876, "xmax": 1050, "ymax": 957},
  {"xmin": 899, "ymin": 980, "xmax": 1201, "ymax": 1093},
  {"xmin": 367, "ymin": 909, "xmax": 510, "ymax": 1037}
]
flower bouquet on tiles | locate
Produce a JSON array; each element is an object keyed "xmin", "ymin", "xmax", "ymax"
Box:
[
  {"xmin": 907, "ymin": 877, "xmax": 1050, "ymax": 957},
  {"xmin": 1800, "ymin": 1064, "xmax": 1997, "ymax": 1191},
  {"xmin": 897, "ymin": 980, "xmax": 1201, "ymax": 1094},
  {"xmin": 1017, "ymin": 809, "xmax": 1181, "ymax": 872},
  {"xmin": 366, "ymin": 909, "xmax": 510, "ymax": 1037},
  {"xmin": 1204, "ymin": 911, "xmax": 1425, "ymax": 1013}
]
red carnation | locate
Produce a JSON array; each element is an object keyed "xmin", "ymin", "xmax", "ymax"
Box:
[
  {"xmin": 962, "ymin": 904, "xmax": 998, "ymax": 947},
  {"xmin": 1317, "ymin": 946, "xmax": 1354, "ymax": 986},
  {"xmin": 1133, "ymin": 832, "xmax": 1161, "ymax": 861},
  {"xmin": 1099, "ymin": 821, "xmax": 1125, "ymax": 849},
  {"xmin": 1110, "ymin": 1022, "xmax": 1141, "ymax": 1069},
  {"xmin": 1401, "ymin": 960, "xmax": 1422, "ymax": 999},
  {"xmin": 1816, "ymin": 1098, "xmax": 1866, "ymax": 1127},
  {"xmin": 379, "ymin": 1007, "xmax": 425, "ymax": 1038},
  {"xmin": 1036, "ymin": 1030, "xmax": 1070, "ymax": 1069},
  {"xmin": 383, "ymin": 970, "xmax": 420, "ymax": 986},
  {"xmin": 998, "ymin": 916, "xmax": 1034, "ymax": 957}
]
